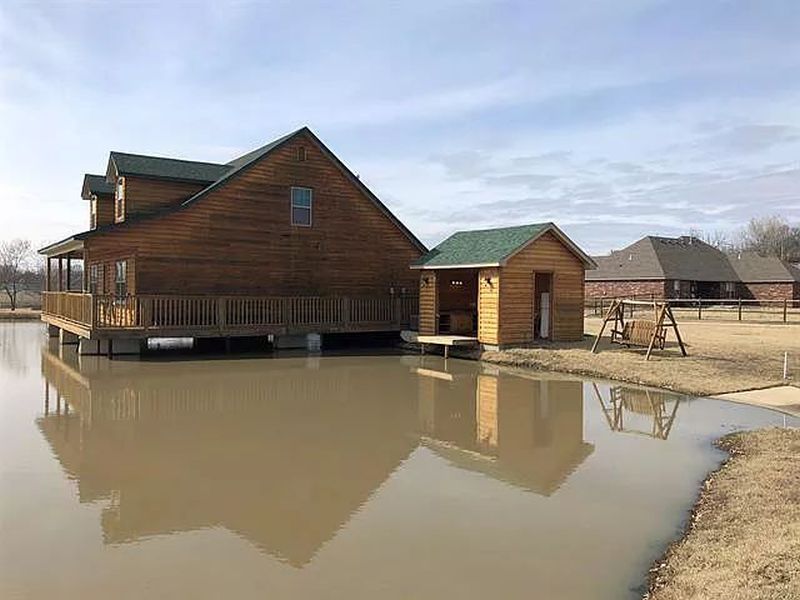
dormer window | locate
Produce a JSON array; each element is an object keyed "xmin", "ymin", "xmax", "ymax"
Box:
[
  {"xmin": 291, "ymin": 187, "xmax": 312, "ymax": 226},
  {"xmin": 115, "ymin": 177, "xmax": 126, "ymax": 221}
]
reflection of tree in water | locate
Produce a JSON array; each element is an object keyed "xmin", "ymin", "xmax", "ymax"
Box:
[
  {"xmin": 0, "ymin": 322, "xmax": 36, "ymax": 377},
  {"xmin": 592, "ymin": 383, "xmax": 680, "ymax": 440}
]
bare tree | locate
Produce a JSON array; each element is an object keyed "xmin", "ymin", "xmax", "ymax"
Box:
[
  {"xmin": 688, "ymin": 228, "xmax": 731, "ymax": 250},
  {"xmin": 737, "ymin": 216, "xmax": 800, "ymax": 261},
  {"xmin": 0, "ymin": 239, "xmax": 33, "ymax": 310}
]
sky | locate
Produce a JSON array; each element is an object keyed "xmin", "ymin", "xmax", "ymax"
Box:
[{"xmin": 1, "ymin": 0, "xmax": 799, "ymax": 254}]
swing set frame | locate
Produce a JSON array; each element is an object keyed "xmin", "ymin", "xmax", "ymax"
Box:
[{"xmin": 590, "ymin": 299, "xmax": 688, "ymax": 361}]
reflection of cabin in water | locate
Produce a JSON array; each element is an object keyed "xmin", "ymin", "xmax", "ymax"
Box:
[
  {"xmin": 416, "ymin": 361, "xmax": 594, "ymax": 495},
  {"xmin": 592, "ymin": 383, "xmax": 680, "ymax": 440},
  {"xmin": 412, "ymin": 223, "xmax": 596, "ymax": 348},
  {"xmin": 39, "ymin": 345, "xmax": 418, "ymax": 567}
]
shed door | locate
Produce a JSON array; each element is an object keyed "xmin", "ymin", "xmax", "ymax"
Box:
[{"xmin": 533, "ymin": 272, "xmax": 553, "ymax": 339}]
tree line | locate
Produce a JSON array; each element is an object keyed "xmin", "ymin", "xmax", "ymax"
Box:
[{"xmin": 689, "ymin": 215, "xmax": 800, "ymax": 262}]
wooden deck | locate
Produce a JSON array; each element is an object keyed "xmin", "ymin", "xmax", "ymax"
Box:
[
  {"xmin": 42, "ymin": 292, "xmax": 417, "ymax": 340},
  {"xmin": 406, "ymin": 333, "xmax": 479, "ymax": 358}
]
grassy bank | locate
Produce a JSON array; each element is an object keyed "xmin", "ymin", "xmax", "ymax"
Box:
[
  {"xmin": 482, "ymin": 318, "xmax": 798, "ymax": 397},
  {"xmin": 0, "ymin": 308, "xmax": 41, "ymax": 321},
  {"xmin": 645, "ymin": 428, "xmax": 800, "ymax": 600}
]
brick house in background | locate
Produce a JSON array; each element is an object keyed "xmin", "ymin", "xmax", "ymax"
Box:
[{"xmin": 586, "ymin": 235, "xmax": 800, "ymax": 303}]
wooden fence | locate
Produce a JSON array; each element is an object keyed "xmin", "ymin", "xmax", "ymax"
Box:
[
  {"xmin": 587, "ymin": 296, "xmax": 800, "ymax": 323},
  {"xmin": 42, "ymin": 292, "xmax": 418, "ymax": 335}
]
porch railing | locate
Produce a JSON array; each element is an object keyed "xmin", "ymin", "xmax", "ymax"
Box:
[{"xmin": 41, "ymin": 292, "xmax": 418, "ymax": 333}]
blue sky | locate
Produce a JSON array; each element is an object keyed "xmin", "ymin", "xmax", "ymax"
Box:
[{"xmin": 1, "ymin": 0, "xmax": 799, "ymax": 253}]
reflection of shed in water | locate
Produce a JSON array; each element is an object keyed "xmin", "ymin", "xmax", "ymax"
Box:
[
  {"xmin": 39, "ymin": 346, "xmax": 418, "ymax": 567},
  {"xmin": 592, "ymin": 383, "xmax": 680, "ymax": 440},
  {"xmin": 416, "ymin": 361, "xmax": 594, "ymax": 496}
]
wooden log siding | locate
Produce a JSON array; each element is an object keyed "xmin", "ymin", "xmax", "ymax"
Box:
[
  {"xmin": 419, "ymin": 272, "xmax": 438, "ymax": 335},
  {"xmin": 42, "ymin": 292, "xmax": 417, "ymax": 336},
  {"xmin": 122, "ymin": 177, "xmax": 207, "ymax": 218},
  {"xmin": 85, "ymin": 131, "xmax": 422, "ymax": 298},
  {"xmin": 478, "ymin": 268, "xmax": 500, "ymax": 345},
  {"xmin": 499, "ymin": 231, "xmax": 585, "ymax": 343}
]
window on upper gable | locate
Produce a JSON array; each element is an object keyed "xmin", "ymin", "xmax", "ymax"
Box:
[
  {"xmin": 297, "ymin": 146, "xmax": 307, "ymax": 162},
  {"xmin": 291, "ymin": 187, "xmax": 312, "ymax": 227}
]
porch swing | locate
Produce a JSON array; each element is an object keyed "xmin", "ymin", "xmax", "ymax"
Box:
[{"xmin": 590, "ymin": 299, "xmax": 687, "ymax": 361}]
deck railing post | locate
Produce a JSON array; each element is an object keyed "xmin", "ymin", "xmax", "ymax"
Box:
[
  {"xmin": 216, "ymin": 297, "xmax": 226, "ymax": 332},
  {"xmin": 784, "ymin": 299, "xmax": 788, "ymax": 323},
  {"xmin": 342, "ymin": 297, "xmax": 351, "ymax": 328},
  {"xmin": 738, "ymin": 298, "xmax": 742, "ymax": 321},
  {"xmin": 393, "ymin": 296, "xmax": 402, "ymax": 325}
]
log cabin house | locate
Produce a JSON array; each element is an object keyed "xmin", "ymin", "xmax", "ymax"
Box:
[
  {"xmin": 411, "ymin": 223, "xmax": 596, "ymax": 349},
  {"xmin": 39, "ymin": 127, "xmax": 425, "ymax": 354}
]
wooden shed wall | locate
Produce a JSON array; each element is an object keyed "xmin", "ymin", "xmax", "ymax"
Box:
[
  {"xmin": 418, "ymin": 272, "xmax": 437, "ymax": 335},
  {"xmin": 478, "ymin": 268, "xmax": 500, "ymax": 345},
  {"xmin": 498, "ymin": 232, "xmax": 585, "ymax": 343},
  {"xmin": 85, "ymin": 131, "xmax": 423, "ymax": 296}
]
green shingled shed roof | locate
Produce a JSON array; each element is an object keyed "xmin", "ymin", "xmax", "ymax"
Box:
[{"xmin": 413, "ymin": 222, "xmax": 595, "ymax": 269}]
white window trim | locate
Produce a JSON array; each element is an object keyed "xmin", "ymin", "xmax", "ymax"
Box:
[{"xmin": 290, "ymin": 186, "xmax": 313, "ymax": 227}]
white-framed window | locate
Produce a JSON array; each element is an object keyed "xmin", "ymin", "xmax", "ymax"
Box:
[
  {"xmin": 291, "ymin": 187, "xmax": 312, "ymax": 226},
  {"xmin": 90, "ymin": 197, "xmax": 97, "ymax": 229},
  {"xmin": 673, "ymin": 280, "xmax": 681, "ymax": 293},
  {"xmin": 115, "ymin": 177, "xmax": 126, "ymax": 221},
  {"xmin": 115, "ymin": 260, "xmax": 127, "ymax": 299}
]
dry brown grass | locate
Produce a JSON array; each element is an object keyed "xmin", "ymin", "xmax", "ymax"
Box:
[
  {"xmin": 645, "ymin": 428, "xmax": 800, "ymax": 600},
  {"xmin": 481, "ymin": 318, "xmax": 800, "ymax": 396}
]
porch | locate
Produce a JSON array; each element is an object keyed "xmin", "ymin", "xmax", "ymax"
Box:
[{"xmin": 42, "ymin": 292, "xmax": 418, "ymax": 340}]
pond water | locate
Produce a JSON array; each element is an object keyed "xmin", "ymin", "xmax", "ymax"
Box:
[{"xmin": 1, "ymin": 322, "xmax": 795, "ymax": 599}]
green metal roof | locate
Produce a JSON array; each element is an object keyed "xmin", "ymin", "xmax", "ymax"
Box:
[
  {"xmin": 414, "ymin": 223, "xmax": 550, "ymax": 268},
  {"xmin": 109, "ymin": 152, "xmax": 232, "ymax": 183}
]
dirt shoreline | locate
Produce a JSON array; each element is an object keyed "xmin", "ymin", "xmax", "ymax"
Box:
[
  {"xmin": 0, "ymin": 308, "xmax": 41, "ymax": 321},
  {"xmin": 644, "ymin": 428, "xmax": 800, "ymax": 600}
]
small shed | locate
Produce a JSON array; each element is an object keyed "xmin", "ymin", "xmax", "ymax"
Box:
[{"xmin": 411, "ymin": 223, "xmax": 596, "ymax": 348}]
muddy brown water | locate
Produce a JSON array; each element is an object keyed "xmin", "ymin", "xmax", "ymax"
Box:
[{"xmin": 1, "ymin": 322, "xmax": 795, "ymax": 599}]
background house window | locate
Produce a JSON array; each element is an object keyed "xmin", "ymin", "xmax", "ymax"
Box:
[
  {"xmin": 115, "ymin": 177, "xmax": 126, "ymax": 220},
  {"xmin": 90, "ymin": 197, "xmax": 97, "ymax": 229},
  {"xmin": 291, "ymin": 187, "xmax": 312, "ymax": 226},
  {"xmin": 115, "ymin": 260, "xmax": 127, "ymax": 298},
  {"xmin": 297, "ymin": 146, "xmax": 307, "ymax": 162}
]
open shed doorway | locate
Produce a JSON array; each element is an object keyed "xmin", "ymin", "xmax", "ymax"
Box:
[
  {"xmin": 533, "ymin": 272, "xmax": 553, "ymax": 339},
  {"xmin": 437, "ymin": 269, "xmax": 478, "ymax": 335}
]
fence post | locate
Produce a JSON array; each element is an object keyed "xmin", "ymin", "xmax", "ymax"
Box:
[
  {"xmin": 784, "ymin": 299, "xmax": 788, "ymax": 323},
  {"xmin": 738, "ymin": 298, "xmax": 742, "ymax": 321},
  {"xmin": 697, "ymin": 300, "xmax": 702, "ymax": 320}
]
